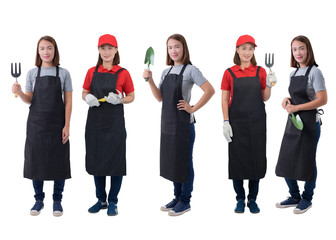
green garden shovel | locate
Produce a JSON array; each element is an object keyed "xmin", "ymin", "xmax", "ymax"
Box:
[
  {"xmin": 144, "ymin": 46, "xmax": 154, "ymax": 81},
  {"xmin": 289, "ymin": 113, "xmax": 303, "ymax": 130},
  {"xmin": 287, "ymin": 102, "xmax": 304, "ymax": 130}
]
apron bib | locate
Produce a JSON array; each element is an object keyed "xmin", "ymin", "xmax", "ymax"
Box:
[
  {"xmin": 24, "ymin": 66, "xmax": 71, "ymax": 181},
  {"xmin": 227, "ymin": 67, "xmax": 267, "ymax": 180},
  {"xmin": 160, "ymin": 65, "xmax": 190, "ymax": 183},
  {"xmin": 276, "ymin": 65, "xmax": 316, "ymax": 182},
  {"xmin": 85, "ymin": 67, "xmax": 126, "ymax": 176}
]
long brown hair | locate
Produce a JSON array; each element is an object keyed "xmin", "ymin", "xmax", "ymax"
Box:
[
  {"xmin": 96, "ymin": 44, "xmax": 120, "ymax": 68},
  {"xmin": 166, "ymin": 34, "xmax": 192, "ymax": 66},
  {"xmin": 35, "ymin": 36, "xmax": 60, "ymax": 67},
  {"xmin": 290, "ymin": 35, "xmax": 317, "ymax": 68}
]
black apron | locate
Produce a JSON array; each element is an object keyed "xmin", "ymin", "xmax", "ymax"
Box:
[
  {"xmin": 85, "ymin": 66, "xmax": 126, "ymax": 176},
  {"xmin": 276, "ymin": 65, "xmax": 316, "ymax": 182},
  {"xmin": 24, "ymin": 66, "xmax": 71, "ymax": 181},
  {"xmin": 227, "ymin": 67, "xmax": 266, "ymax": 180},
  {"xmin": 160, "ymin": 65, "xmax": 190, "ymax": 183}
]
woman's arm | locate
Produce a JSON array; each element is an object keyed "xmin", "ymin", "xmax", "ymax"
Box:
[
  {"xmin": 62, "ymin": 91, "xmax": 72, "ymax": 144},
  {"xmin": 82, "ymin": 89, "xmax": 90, "ymax": 101},
  {"xmin": 177, "ymin": 80, "xmax": 215, "ymax": 113},
  {"xmin": 285, "ymin": 90, "xmax": 327, "ymax": 113},
  {"xmin": 262, "ymin": 86, "xmax": 271, "ymax": 102},
  {"xmin": 221, "ymin": 90, "xmax": 230, "ymax": 120},
  {"xmin": 143, "ymin": 69, "xmax": 162, "ymax": 102},
  {"xmin": 12, "ymin": 82, "xmax": 33, "ymax": 104},
  {"xmin": 123, "ymin": 91, "xmax": 134, "ymax": 104}
]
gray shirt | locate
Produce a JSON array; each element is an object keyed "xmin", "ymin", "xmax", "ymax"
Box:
[
  {"xmin": 290, "ymin": 65, "xmax": 326, "ymax": 100},
  {"xmin": 159, "ymin": 64, "xmax": 207, "ymax": 123},
  {"xmin": 290, "ymin": 65, "xmax": 326, "ymax": 121},
  {"xmin": 26, "ymin": 66, "xmax": 73, "ymax": 92}
]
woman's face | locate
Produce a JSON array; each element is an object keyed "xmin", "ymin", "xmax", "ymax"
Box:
[
  {"xmin": 38, "ymin": 40, "xmax": 55, "ymax": 66},
  {"xmin": 236, "ymin": 43, "xmax": 255, "ymax": 64},
  {"xmin": 98, "ymin": 44, "xmax": 118, "ymax": 64},
  {"xmin": 292, "ymin": 40, "xmax": 308, "ymax": 67},
  {"xmin": 167, "ymin": 38, "xmax": 183, "ymax": 65}
]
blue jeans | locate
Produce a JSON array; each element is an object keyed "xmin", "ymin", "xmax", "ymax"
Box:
[
  {"xmin": 94, "ymin": 176, "xmax": 123, "ymax": 204},
  {"xmin": 33, "ymin": 180, "xmax": 65, "ymax": 202},
  {"xmin": 232, "ymin": 179, "xmax": 260, "ymax": 201},
  {"xmin": 173, "ymin": 123, "xmax": 195, "ymax": 204},
  {"xmin": 285, "ymin": 122, "xmax": 321, "ymax": 202}
]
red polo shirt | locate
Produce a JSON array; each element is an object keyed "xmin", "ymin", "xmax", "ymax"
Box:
[
  {"xmin": 221, "ymin": 64, "xmax": 267, "ymax": 106},
  {"xmin": 83, "ymin": 65, "xmax": 134, "ymax": 95}
]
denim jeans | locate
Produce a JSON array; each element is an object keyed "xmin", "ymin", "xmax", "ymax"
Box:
[
  {"xmin": 94, "ymin": 176, "xmax": 123, "ymax": 204},
  {"xmin": 285, "ymin": 121, "xmax": 321, "ymax": 202},
  {"xmin": 232, "ymin": 179, "xmax": 260, "ymax": 201},
  {"xmin": 32, "ymin": 180, "xmax": 65, "ymax": 202},
  {"xmin": 173, "ymin": 123, "xmax": 195, "ymax": 204}
]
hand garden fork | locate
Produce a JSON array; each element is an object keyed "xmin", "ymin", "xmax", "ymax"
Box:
[
  {"xmin": 265, "ymin": 53, "xmax": 275, "ymax": 86},
  {"xmin": 11, "ymin": 62, "xmax": 21, "ymax": 98}
]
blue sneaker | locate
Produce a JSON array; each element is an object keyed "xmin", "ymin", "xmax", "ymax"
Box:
[
  {"xmin": 234, "ymin": 200, "xmax": 245, "ymax": 213},
  {"xmin": 247, "ymin": 200, "xmax": 260, "ymax": 214},
  {"xmin": 30, "ymin": 201, "xmax": 44, "ymax": 216},
  {"xmin": 107, "ymin": 203, "xmax": 118, "ymax": 216},
  {"xmin": 168, "ymin": 201, "xmax": 191, "ymax": 216},
  {"xmin": 276, "ymin": 197, "xmax": 300, "ymax": 208},
  {"xmin": 53, "ymin": 201, "xmax": 63, "ymax": 217},
  {"xmin": 293, "ymin": 199, "xmax": 312, "ymax": 214},
  {"xmin": 160, "ymin": 199, "xmax": 179, "ymax": 212},
  {"xmin": 88, "ymin": 201, "xmax": 108, "ymax": 213}
]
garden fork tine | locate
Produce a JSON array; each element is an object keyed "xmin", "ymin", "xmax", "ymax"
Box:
[
  {"xmin": 265, "ymin": 53, "xmax": 275, "ymax": 86},
  {"xmin": 11, "ymin": 62, "xmax": 21, "ymax": 81},
  {"xmin": 265, "ymin": 53, "xmax": 274, "ymax": 72}
]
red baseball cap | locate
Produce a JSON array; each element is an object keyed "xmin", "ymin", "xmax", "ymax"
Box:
[
  {"xmin": 98, "ymin": 34, "xmax": 118, "ymax": 48},
  {"xmin": 236, "ymin": 35, "xmax": 257, "ymax": 47}
]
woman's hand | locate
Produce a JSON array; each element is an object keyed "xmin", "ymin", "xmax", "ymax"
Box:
[
  {"xmin": 62, "ymin": 125, "xmax": 70, "ymax": 144},
  {"xmin": 282, "ymin": 97, "xmax": 291, "ymax": 109},
  {"xmin": 143, "ymin": 69, "xmax": 152, "ymax": 81},
  {"xmin": 285, "ymin": 102, "xmax": 298, "ymax": 114},
  {"xmin": 177, "ymin": 100, "xmax": 194, "ymax": 113},
  {"xmin": 12, "ymin": 82, "xmax": 22, "ymax": 96}
]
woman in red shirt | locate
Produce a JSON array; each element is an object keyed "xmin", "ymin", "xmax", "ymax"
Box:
[
  {"xmin": 82, "ymin": 34, "xmax": 134, "ymax": 216},
  {"xmin": 221, "ymin": 35, "xmax": 277, "ymax": 214}
]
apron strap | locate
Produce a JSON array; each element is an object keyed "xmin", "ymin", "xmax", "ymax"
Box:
[
  {"xmin": 56, "ymin": 66, "xmax": 59, "ymax": 78},
  {"xmin": 256, "ymin": 66, "xmax": 260, "ymax": 77},
  {"xmin": 227, "ymin": 68, "xmax": 236, "ymax": 78},
  {"xmin": 37, "ymin": 67, "xmax": 41, "ymax": 78},
  {"xmin": 166, "ymin": 66, "xmax": 174, "ymax": 76},
  {"xmin": 305, "ymin": 65, "xmax": 314, "ymax": 77},
  {"xmin": 293, "ymin": 68, "xmax": 300, "ymax": 77},
  {"xmin": 179, "ymin": 65, "xmax": 188, "ymax": 76},
  {"xmin": 115, "ymin": 68, "xmax": 125, "ymax": 75}
]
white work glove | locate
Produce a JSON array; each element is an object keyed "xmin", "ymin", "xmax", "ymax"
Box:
[
  {"xmin": 266, "ymin": 71, "xmax": 277, "ymax": 88},
  {"xmin": 223, "ymin": 121, "xmax": 233, "ymax": 143},
  {"xmin": 104, "ymin": 90, "xmax": 123, "ymax": 105},
  {"xmin": 85, "ymin": 93, "xmax": 100, "ymax": 107}
]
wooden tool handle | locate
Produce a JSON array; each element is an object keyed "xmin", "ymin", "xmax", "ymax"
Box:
[
  {"xmin": 15, "ymin": 92, "xmax": 18, "ymax": 98},
  {"xmin": 271, "ymin": 82, "xmax": 275, "ymax": 86}
]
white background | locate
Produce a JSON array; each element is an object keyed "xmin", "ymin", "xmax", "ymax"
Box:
[{"xmin": 1, "ymin": 0, "xmax": 335, "ymax": 239}]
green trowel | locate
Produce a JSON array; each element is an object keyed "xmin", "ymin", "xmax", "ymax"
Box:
[
  {"xmin": 286, "ymin": 102, "xmax": 303, "ymax": 130},
  {"xmin": 289, "ymin": 112, "xmax": 304, "ymax": 131},
  {"xmin": 144, "ymin": 46, "xmax": 154, "ymax": 81}
]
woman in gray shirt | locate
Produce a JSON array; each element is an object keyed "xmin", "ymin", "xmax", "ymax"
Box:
[
  {"xmin": 276, "ymin": 35, "xmax": 327, "ymax": 214},
  {"xmin": 12, "ymin": 36, "xmax": 72, "ymax": 217},
  {"xmin": 143, "ymin": 34, "xmax": 214, "ymax": 216}
]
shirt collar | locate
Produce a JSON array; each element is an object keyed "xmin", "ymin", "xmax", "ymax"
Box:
[
  {"xmin": 232, "ymin": 64, "xmax": 256, "ymax": 72},
  {"xmin": 98, "ymin": 64, "xmax": 121, "ymax": 73}
]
